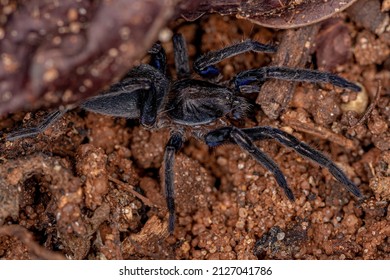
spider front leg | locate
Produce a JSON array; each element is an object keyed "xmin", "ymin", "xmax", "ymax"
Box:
[
  {"xmin": 173, "ymin": 33, "xmax": 191, "ymax": 79},
  {"xmin": 242, "ymin": 126, "xmax": 362, "ymax": 198},
  {"xmin": 193, "ymin": 40, "xmax": 277, "ymax": 78},
  {"xmin": 148, "ymin": 42, "xmax": 167, "ymax": 74},
  {"xmin": 163, "ymin": 132, "xmax": 184, "ymax": 233},
  {"xmin": 234, "ymin": 66, "xmax": 361, "ymax": 93},
  {"xmin": 205, "ymin": 126, "xmax": 362, "ymax": 198},
  {"xmin": 205, "ymin": 126, "xmax": 295, "ymax": 201}
]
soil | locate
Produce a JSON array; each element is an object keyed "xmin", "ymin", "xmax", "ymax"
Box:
[{"xmin": 0, "ymin": 13, "xmax": 389, "ymax": 260}]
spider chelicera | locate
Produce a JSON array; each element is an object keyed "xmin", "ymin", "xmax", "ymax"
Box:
[{"xmin": 6, "ymin": 33, "xmax": 363, "ymax": 233}]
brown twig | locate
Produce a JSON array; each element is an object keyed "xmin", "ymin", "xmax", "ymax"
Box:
[
  {"xmin": 282, "ymin": 112, "xmax": 357, "ymax": 150},
  {"xmin": 108, "ymin": 176, "xmax": 161, "ymax": 209},
  {"xmin": 257, "ymin": 25, "xmax": 320, "ymax": 119},
  {"xmin": 354, "ymin": 81, "xmax": 382, "ymax": 127}
]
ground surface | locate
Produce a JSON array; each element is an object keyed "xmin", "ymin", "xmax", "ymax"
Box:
[{"xmin": 0, "ymin": 14, "xmax": 389, "ymax": 260}]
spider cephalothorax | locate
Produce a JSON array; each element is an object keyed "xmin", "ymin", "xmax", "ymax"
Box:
[{"xmin": 7, "ymin": 34, "xmax": 362, "ymax": 233}]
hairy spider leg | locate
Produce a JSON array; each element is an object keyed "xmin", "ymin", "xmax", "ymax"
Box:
[
  {"xmin": 163, "ymin": 132, "xmax": 184, "ymax": 233},
  {"xmin": 206, "ymin": 126, "xmax": 295, "ymax": 201},
  {"xmin": 205, "ymin": 126, "xmax": 362, "ymax": 198},
  {"xmin": 148, "ymin": 42, "xmax": 167, "ymax": 74},
  {"xmin": 84, "ymin": 65, "xmax": 169, "ymax": 127},
  {"xmin": 138, "ymin": 86, "xmax": 159, "ymax": 127},
  {"xmin": 81, "ymin": 79, "xmax": 152, "ymax": 120},
  {"xmin": 242, "ymin": 126, "xmax": 362, "ymax": 198},
  {"xmin": 173, "ymin": 34, "xmax": 191, "ymax": 79},
  {"xmin": 234, "ymin": 66, "xmax": 362, "ymax": 93},
  {"xmin": 6, "ymin": 109, "xmax": 69, "ymax": 141},
  {"xmin": 6, "ymin": 82, "xmax": 152, "ymax": 142},
  {"xmin": 193, "ymin": 40, "xmax": 277, "ymax": 78}
]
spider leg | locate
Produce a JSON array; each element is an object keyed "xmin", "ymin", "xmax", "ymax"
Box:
[
  {"xmin": 7, "ymin": 81, "xmax": 151, "ymax": 141},
  {"xmin": 138, "ymin": 85, "xmax": 159, "ymax": 127},
  {"xmin": 148, "ymin": 42, "xmax": 167, "ymax": 74},
  {"xmin": 193, "ymin": 40, "xmax": 277, "ymax": 78},
  {"xmin": 241, "ymin": 126, "xmax": 362, "ymax": 198},
  {"xmin": 205, "ymin": 126, "xmax": 295, "ymax": 201},
  {"xmin": 163, "ymin": 132, "xmax": 184, "ymax": 233},
  {"xmin": 173, "ymin": 34, "xmax": 191, "ymax": 79},
  {"xmin": 6, "ymin": 77, "xmax": 155, "ymax": 141},
  {"xmin": 6, "ymin": 108, "xmax": 70, "ymax": 141},
  {"xmin": 83, "ymin": 64, "xmax": 170, "ymax": 127},
  {"xmin": 234, "ymin": 66, "xmax": 361, "ymax": 93},
  {"xmin": 205, "ymin": 126, "xmax": 362, "ymax": 198},
  {"xmin": 81, "ymin": 79, "xmax": 152, "ymax": 120}
]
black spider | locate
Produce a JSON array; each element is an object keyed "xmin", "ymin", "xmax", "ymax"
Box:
[{"xmin": 6, "ymin": 33, "xmax": 363, "ymax": 233}]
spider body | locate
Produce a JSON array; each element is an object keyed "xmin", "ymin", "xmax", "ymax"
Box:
[
  {"xmin": 6, "ymin": 33, "xmax": 362, "ymax": 233},
  {"xmin": 166, "ymin": 79, "xmax": 249, "ymax": 126}
]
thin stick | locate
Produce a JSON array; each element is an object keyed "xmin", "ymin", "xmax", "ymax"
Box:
[
  {"xmin": 108, "ymin": 176, "xmax": 161, "ymax": 209},
  {"xmin": 354, "ymin": 81, "xmax": 382, "ymax": 127}
]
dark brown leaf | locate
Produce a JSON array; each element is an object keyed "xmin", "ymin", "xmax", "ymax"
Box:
[
  {"xmin": 0, "ymin": 0, "xmax": 179, "ymax": 115},
  {"xmin": 315, "ymin": 18, "xmax": 352, "ymax": 71},
  {"xmin": 180, "ymin": 0, "xmax": 359, "ymax": 28}
]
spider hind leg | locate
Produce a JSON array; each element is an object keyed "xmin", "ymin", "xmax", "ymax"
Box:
[{"xmin": 6, "ymin": 109, "xmax": 69, "ymax": 141}]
